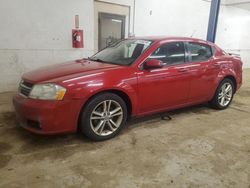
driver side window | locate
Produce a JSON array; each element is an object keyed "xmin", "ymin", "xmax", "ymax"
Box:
[{"xmin": 149, "ymin": 42, "xmax": 185, "ymax": 65}]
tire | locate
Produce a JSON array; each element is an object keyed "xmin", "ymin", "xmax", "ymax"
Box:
[
  {"xmin": 210, "ymin": 78, "xmax": 235, "ymax": 110},
  {"xmin": 80, "ymin": 92, "xmax": 127, "ymax": 141}
]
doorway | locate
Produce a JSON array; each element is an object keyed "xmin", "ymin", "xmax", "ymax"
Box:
[
  {"xmin": 98, "ymin": 13, "xmax": 125, "ymax": 50},
  {"xmin": 94, "ymin": 1, "xmax": 130, "ymax": 52}
]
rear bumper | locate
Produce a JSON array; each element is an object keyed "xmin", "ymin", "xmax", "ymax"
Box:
[{"xmin": 13, "ymin": 94, "xmax": 84, "ymax": 135}]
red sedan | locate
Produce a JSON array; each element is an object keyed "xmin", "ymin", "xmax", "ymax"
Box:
[{"xmin": 13, "ymin": 37, "xmax": 243, "ymax": 141}]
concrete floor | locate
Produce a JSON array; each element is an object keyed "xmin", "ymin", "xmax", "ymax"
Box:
[{"xmin": 0, "ymin": 70, "xmax": 250, "ymax": 188}]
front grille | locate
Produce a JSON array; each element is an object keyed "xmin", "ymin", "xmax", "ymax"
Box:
[{"xmin": 19, "ymin": 80, "xmax": 33, "ymax": 97}]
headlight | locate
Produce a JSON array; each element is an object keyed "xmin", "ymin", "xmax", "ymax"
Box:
[{"xmin": 29, "ymin": 83, "xmax": 66, "ymax": 100}]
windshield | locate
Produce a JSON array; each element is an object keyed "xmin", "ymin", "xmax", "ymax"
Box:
[{"xmin": 90, "ymin": 39, "xmax": 153, "ymax": 65}]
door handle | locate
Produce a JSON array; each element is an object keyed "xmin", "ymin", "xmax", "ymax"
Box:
[{"xmin": 178, "ymin": 68, "xmax": 189, "ymax": 73}]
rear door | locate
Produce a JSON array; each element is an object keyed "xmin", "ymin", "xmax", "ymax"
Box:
[
  {"xmin": 137, "ymin": 42, "xmax": 191, "ymax": 113},
  {"xmin": 186, "ymin": 42, "xmax": 219, "ymax": 102}
]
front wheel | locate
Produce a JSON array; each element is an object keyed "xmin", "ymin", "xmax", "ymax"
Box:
[
  {"xmin": 210, "ymin": 78, "xmax": 235, "ymax": 110},
  {"xmin": 80, "ymin": 93, "xmax": 127, "ymax": 141}
]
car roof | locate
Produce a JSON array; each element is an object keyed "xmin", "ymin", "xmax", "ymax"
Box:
[{"xmin": 129, "ymin": 36, "xmax": 213, "ymax": 45}]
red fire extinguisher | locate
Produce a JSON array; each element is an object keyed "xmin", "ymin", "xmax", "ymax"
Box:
[
  {"xmin": 72, "ymin": 15, "xmax": 84, "ymax": 48},
  {"xmin": 72, "ymin": 29, "xmax": 84, "ymax": 48}
]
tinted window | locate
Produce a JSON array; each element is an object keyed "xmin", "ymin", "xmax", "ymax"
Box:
[
  {"xmin": 188, "ymin": 43, "xmax": 212, "ymax": 62},
  {"xmin": 149, "ymin": 42, "xmax": 185, "ymax": 65}
]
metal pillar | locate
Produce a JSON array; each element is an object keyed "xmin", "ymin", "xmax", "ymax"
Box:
[{"xmin": 207, "ymin": 0, "xmax": 221, "ymax": 43}]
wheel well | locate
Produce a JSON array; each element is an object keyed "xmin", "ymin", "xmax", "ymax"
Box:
[
  {"xmin": 107, "ymin": 89, "xmax": 132, "ymax": 117},
  {"xmin": 224, "ymin": 75, "xmax": 237, "ymax": 93}
]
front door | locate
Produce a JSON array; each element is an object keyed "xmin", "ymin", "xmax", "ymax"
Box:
[
  {"xmin": 98, "ymin": 13, "xmax": 125, "ymax": 51},
  {"xmin": 137, "ymin": 42, "xmax": 191, "ymax": 114}
]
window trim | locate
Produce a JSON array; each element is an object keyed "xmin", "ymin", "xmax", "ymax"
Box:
[
  {"xmin": 184, "ymin": 42, "xmax": 191, "ymax": 63},
  {"xmin": 186, "ymin": 42, "xmax": 214, "ymax": 63}
]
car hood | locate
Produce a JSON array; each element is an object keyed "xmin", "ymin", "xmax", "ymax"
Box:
[{"xmin": 22, "ymin": 59, "xmax": 121, "ymax": 83}]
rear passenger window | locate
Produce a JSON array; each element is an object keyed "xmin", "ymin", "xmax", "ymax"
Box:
[
  {"xmin": 149, "ymin": 42, "xmax": 185, "ymax": 65},
  {"xmin": 188, "ymin": 43, "xmax": 213, "ymax": 62}
]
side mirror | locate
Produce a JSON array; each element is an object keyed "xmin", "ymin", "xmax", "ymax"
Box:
[{"xmin": 144, "ymin": 59, "xmax": 164, "ymax": 70}]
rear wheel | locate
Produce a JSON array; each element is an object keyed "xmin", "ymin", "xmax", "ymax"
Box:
[
  {"xmin": 80, "ymin": 93, "xmax": 127, "ymax": 141},
  {"xmin": 210, "ymin": 78, "xmax": 235, "ymax": 110}
]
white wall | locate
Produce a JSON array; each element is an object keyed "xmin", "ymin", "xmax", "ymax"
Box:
[
  {"xmin": 0, "ymin": 0, "xmax": 94, "ymax": 92},
  {"xmin": 134, "ymin": 0, "xmax": 210, "ymax": 39}
]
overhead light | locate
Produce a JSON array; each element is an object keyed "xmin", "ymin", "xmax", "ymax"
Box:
[{"xmin": 111, "ymin": 19, "xmax": 122, "ymax": 23}]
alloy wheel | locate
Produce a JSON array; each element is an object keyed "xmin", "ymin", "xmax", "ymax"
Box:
[
  {"xmin": 218, "ymin": 82, "xmax": 233, "ymax": 107},
  {"xmin": 90, "ymin": 100, "xmax": 123, "ymax": 136}
]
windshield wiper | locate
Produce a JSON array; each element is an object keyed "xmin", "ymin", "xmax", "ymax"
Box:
[
  {"xmin": 88, "ymin": 57, "xmax": 106, "ymax": 63},
  {"xmin": 88, "ymin": 57, "xmax": 123, "ymax": 66}
]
